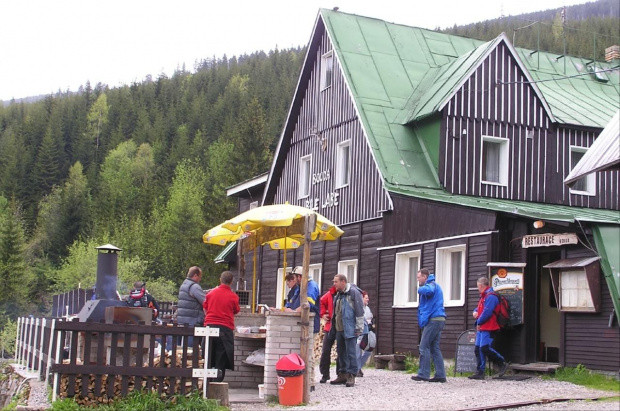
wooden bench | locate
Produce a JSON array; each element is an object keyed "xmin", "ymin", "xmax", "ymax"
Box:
[{"xmin": 374, "ymin": 354, "xmax": 406, "ymax": 371}]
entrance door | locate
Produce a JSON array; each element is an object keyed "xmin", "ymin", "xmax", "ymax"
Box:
[{"xmin": 537, "ymin": 252, "xmax": 561, "ymax": 362}]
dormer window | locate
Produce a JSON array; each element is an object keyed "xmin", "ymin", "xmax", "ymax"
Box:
[
  {"xmin": 321, "ymin": 51, "xmax": 333, "ymax": 90},
  {"xmin": 481, "ymin": 136, "xmax": 509, "ymax": 186},
  {"xmin": 569, "ymin": 146, "xmax": 595, "ymax": 196}
]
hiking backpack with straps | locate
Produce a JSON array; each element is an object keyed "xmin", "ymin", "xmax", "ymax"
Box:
[{"xmin": 490, "ymin": 291, "xmax": 511, "ymax": 329}]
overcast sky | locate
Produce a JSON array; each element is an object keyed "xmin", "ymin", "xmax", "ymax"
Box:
[{"xmin": 0, "ymin": 0, "xmax": 587, "ymax": 101}]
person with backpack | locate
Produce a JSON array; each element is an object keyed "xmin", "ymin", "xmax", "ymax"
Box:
[
  {"xmin": 126, "ymin": 281, "xmax": 160, "ymax": 320},
  {"xmin": 469, "ymin": 276, "xmax": 508, "ymax": 380}
]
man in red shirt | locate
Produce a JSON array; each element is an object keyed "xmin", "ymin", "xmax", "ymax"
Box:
[{"xmin": 203, "ymin": 271, "xmax": 240, "ymax": 382}]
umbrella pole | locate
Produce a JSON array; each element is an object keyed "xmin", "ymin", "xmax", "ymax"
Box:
[
  {"xmin": 280, "ymin": 228, "xmax": 288, "ymax": 310},
  {"xmin": 252, "ymin": 247, "xmax": 257, "ymax": 313}
]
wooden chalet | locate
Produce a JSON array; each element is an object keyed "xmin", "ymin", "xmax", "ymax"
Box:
[{"xmin": 223, "ymin": 9, "xmax": 620, "ymax": 372}]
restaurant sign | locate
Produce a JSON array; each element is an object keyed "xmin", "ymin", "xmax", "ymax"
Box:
[{"xmin": 521, "ymin": 233, "xmax": 578, "ymax": 248}]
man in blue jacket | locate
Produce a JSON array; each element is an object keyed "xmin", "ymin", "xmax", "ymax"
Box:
[{"xmin": 411, "ymin": 269, "xmax": 447, "ymax": 383}]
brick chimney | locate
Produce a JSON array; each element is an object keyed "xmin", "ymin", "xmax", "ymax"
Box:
[{"xmin": 605, "ymin": 45, "xmax": 620, "ymax": 63}]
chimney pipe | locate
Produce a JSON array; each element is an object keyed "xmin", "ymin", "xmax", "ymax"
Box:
[{"xmin": 95, "ymin": 244, "xmax": 122, "ymax": 300}]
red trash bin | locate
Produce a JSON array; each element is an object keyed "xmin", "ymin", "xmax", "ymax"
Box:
[{"xmin": 275, "ymin": 353, "xmax": 305, "ymax": 406}]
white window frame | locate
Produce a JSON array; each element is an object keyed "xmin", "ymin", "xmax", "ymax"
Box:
[
  {"xmin": 298, "ymin": 155, "xmax": 312, "ymax": 199},
  {"xmin": 320, "ymin": 51, "xmax": 333, "ymax": 90},
  {"xmin": 249, "ymin": 201, "xmax": 259, "ymax": 210},
  {"xmin": 275, "ymin": 267, "xmax": 293, "ymax": 309},
  {"xmin": 309, "ymin": 263, "xmax": 322, "ymax": 292},
  {"xmin": 435, "ymin": 245, "xmax": 466, "ymax": 307},
  {"xmin": 335, "ymin": 140, "xmax": 351, "ymax": 188},
  {"xmin": 569, "ymin": 146, "xmax": 596, "ymax": 196},
  {"xmin": 559, "ymin": 269, "xmax": 595, "ymax": 311},
  {"xmin": 481, "ymin": 135, "xmax": 509, "ymax": 186},
  {"xmin": 338, "ymin": 259, "xmax": 358, "ymax": 286},
  {"xmin": 393, "ymin": 250, "xmax": 421, "ymax": 308}
]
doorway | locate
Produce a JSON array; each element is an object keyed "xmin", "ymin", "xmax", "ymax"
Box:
[{"xmin": 536, "ymin": 252, "xmax": 561, "ymax": 362}]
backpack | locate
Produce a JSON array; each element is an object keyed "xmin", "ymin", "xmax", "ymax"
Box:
[
  {"xmin": 490, "ymin": 292, "xmax": 511, "ymax": 329},
  {"xmin": 359, "ymin": 330, "xmax": 376, "ymax": 352}
]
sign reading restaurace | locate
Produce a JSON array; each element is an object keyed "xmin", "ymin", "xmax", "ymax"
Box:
[{"xmin": 521, "ymin": 233, "xmax": 578, "ymax": 248}]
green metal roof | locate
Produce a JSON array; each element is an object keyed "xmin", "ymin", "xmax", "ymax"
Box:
[
  {"xmin": 593, "ymin": 225, "xmax": 620, "ymax": 317},
  {"xmin": 320, "ymin": 9, "xmax": 620, "ymax": 195},
  {"xmin": 387, "ymin": 184, "xmax": 620, "ymax": 224}
]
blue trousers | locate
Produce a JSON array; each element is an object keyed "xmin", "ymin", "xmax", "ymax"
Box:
[
  {"xmin": 418, "ymin": 320, "xmax": 446, "ymax": 379},
  {"xmin": 335, "ymin": 330, "xmax": 358, "ymax": 375},
  {"xmin": 474, "ymin": 330, "xmax": 505, "ymax": 373}
]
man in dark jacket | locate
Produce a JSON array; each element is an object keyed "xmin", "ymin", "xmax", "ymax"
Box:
[
  {"xmin": 177, "ymin": 266, "xmax": 206, "ymax": 348},
  {"xmin": 126, "ymin": 281, "xmax": 160, "ymax": 320},
  {"xmin": 329, "ymin": 274, "xmax": 364, "ymax": 388},
  {"xmin": 469, "ymin": 276, "xmax": 508, "ymax": 379}
]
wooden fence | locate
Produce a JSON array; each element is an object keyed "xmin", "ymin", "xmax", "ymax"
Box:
[{"xmin": 15, "ymin": 317, "xmax": 210, "ymax": 405}]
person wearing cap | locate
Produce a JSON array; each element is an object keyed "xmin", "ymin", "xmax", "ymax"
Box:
[{"xmin": 285, "ymin": 266, "xmax": 320, "ymax": 390}]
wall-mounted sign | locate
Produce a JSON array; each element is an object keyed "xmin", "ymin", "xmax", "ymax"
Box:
[
  {"xmin": 487, "ymin": 263, "xmax": 526, "ymax": 326},
  {"xmin": 522, "ymin": 233, "xmax": 578, "ymax": 248},
  {"xmin": 304, "ymin": 192, "xmax": 340, "ymax": 212}
]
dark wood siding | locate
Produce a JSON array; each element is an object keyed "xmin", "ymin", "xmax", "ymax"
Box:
[
  {"xmin": 272, "ymin": 28, "xmax": 391, "ymax": 226},
  {"xmin": 441, "ymin": 41, "xmax": 619, "ymax": 210},
  {"xmin": 377, "ymin": 196, "xmax": 494, "ymax": 357},
  {"xmin": 384, "ymin": 195, "xmax": 496, "ymax": 245},
  {"xmin": 563, "ymin": 246, "xmax": 620, "ymax": 371}
]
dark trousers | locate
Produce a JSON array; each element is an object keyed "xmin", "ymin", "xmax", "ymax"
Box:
[
  {"xmin": 319, "ymin": 330, "xmax": 337, "ymax": 377},
  {"xmin": 335, "ymin": 330, "xmax": 358, "ymax": 375}
]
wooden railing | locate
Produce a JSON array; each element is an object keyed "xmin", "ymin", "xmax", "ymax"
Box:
[{"xmin": 15, "ymin": 317, "xmax": 212, "ymax": 405}]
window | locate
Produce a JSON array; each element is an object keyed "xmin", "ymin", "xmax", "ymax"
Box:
[
  {"xmin": 335, "ymin": 140, "xmax": 351, "ymax": 188},
  {"xmin": 298, "ymin": 155, "xmax": 312, "ymax": 198},
  {"xmin": 481, "ymin": 136, "xmax": 509, "ymax": 185},
  {"xmin": 249, "ymin": 201, "xmax": 259, "ymax": 210},
  {"xmin": 309, "ymin": 263, "xmax": 322, "ymax": 292},
  {"xmin": 569, "ymin": 147, "xmax": 595, "ymax": 195},
  {"xmin": 435, "ymin": 245, "xmax": 466, "ymax": 306},
  {"xmin": 393, "ymin": 250, "xmax": 421, "ymax": 307},
  {"xmin": 275, "ymin": 267, "xmax": 293, "ymax": 309},
  {"xmin": 545, "ymin": 257, "xmax": 601, "ymax": 313},
  {"xmin": 320, "ymin": 51, "xmax": 333, "ymax": 90},
  {"xmin": 338, "ymin": 259, "xmax": 358, "ymax": 286}
]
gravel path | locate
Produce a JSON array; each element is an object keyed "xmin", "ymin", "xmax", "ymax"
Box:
[
  {"xmin": 231, "ymin": 367, "xmax": 619, "ymax": 411},
  {"xmin": 11, "ymin": 362, "xmax": 619, "ymax": 410}
]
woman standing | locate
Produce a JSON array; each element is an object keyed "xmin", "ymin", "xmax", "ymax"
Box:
[{"xmin": 356, "ymin": 291, "xmax": 374, "ymax": 377}]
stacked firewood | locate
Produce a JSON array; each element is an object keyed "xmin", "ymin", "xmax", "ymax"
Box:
[
  {"xmin": 58, "ymin": 351, "xmax": 204, "ymax": 406},
  {"xmin": 314, "ymin": 320, "xmax": 337, "ymax": 362}
]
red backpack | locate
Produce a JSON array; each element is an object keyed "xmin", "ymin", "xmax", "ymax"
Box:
[{"xmin": 489, "ymin": 292, "xmax": 511, "ymax": 329}]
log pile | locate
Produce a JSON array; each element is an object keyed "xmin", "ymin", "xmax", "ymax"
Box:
[
  {"xmin": 58, "ymin": 351, "xmax": 204, "ymax": 406},
  {"xmin": 314, "ymin": 321, "xmax": 337, "ymax": 362}
]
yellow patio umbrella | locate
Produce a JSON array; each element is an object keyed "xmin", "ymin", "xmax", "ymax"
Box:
[
  {"xmin": 202, "ymin": 223, "xmax": 244, "ymax": 246},
  {"xmin": 221, "ymin": 203, "xmax": 343, "ymax": 241}
]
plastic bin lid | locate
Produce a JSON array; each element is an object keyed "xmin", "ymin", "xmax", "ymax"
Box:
[{"xmin": 275, "ymin": 353, "xmax": 305, "ymax": 371}]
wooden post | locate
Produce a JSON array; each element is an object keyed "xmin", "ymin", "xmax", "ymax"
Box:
[
  {"xmin": 300, "ymin": 213, "xmax": 315, "ymax": 404},
  {"xmin": 207, "ymin": 382, "xmax": 229, "ymax": 406},
  {"xmin": 237, "ymin": 241, "xmax": 245, "ymax": 290}
]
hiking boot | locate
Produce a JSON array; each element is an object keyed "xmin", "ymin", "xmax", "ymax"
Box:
[
  {"xmin": 410, "ymin": 375, "xmax": 430, "ymax": 381},
  {"xmin": 330, "ymin": 373, "xmax": 347, "ymax": 385},
  {"xmin": 357, "ymin": 369, "xmax": 364, "ymax": 377},
  {"xmin": 495, "ymin": 362, "xmax": 509, "ymax": 378},
  {"xmin": 319, "ymin": 375, "xmax": 330, "ymax": 383},
  {"xmin": 345, "ymin": 373, "xmax": 356, "ymax": 387},
  {"xmin": 429, "ymin": 377, "xmax": 447, "ymax": 383},
  {"xmin": 468, "ymin": 372, "xmax": 485, "ymax": 380}
]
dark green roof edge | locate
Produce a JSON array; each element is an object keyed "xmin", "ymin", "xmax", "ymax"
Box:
[{"xmin": 593, "ymin": 225, "xmax": 620, "ymax": 317}]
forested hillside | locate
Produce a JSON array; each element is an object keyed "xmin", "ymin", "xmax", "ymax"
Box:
[
  {"xmin": 442, "ymin": 0, "xmax": 619, "ymax": 59},
  {"xmin": 0, "ymin": 49, "xmax": 304, "ymax": 321},
  {"xmin": 0, "ymin": 0, "xmax": 618, "ymax": 328}
]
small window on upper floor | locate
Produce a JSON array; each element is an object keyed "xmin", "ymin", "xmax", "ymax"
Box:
[
  {"xmin": 321, "ymin": 51, "xmax": 333, "ymax": 90},
  {"xmin": 335, "ymin": 140, "xmax": 351, "ymax": 188},
  {"xmin": 569, "ymin": 146, "xmax": 596, "ymax": 196},
  {"xmin": 481, "ymin": 136, "xmax": 509, "ymax": 186},
  {"xmin": 298, "ymin": 155, "xmax": 312, "ymax": 199}
]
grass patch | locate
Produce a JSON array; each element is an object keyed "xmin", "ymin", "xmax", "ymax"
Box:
[
  {"xmin": 545, "ymin": 364, "xmax": 620, "ymax": 393},
  {"xmin": 50, "ymin": 391, "xmax": 227, "ymax": 411}
]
